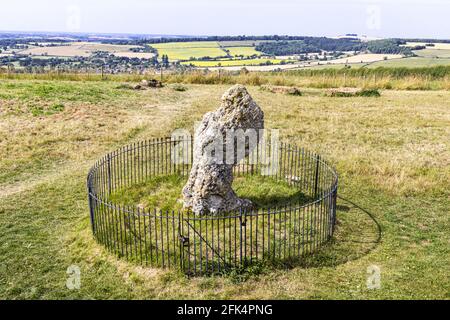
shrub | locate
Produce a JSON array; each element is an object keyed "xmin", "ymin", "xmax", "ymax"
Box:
[{"xmin": 356, "ymin": 89, "xmax": 381, "ymax": 97}]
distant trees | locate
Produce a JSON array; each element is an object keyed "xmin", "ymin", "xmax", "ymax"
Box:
[
  {"xmin": 161, "ymin": 54, "xmax": 169, "ymax": 68},
  {"xmin": 5, "ymin": 51, "xmax": 159, "ymax": 73},
  {"xmin": 255, "ymin": 38, "xmax": 366, "ymax": 56},
  {"xmin": 252, "ymin": 38, "xmax": 423, "ymax": 56},
  {"xmin": 130, "ymin": 45, "xmax": 157, "ymax": 54},
  {"xmin": 367, "ymin": 39, "xmax": 413, "ymax": 55}
]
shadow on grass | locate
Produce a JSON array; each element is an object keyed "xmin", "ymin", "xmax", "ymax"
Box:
[
  {"xmin": 280, "ymin": 195, "xmax": 382, "ymax": 270},
  {"xmin": 193, "ymin": 195, "xmax": 383, "ymax": 281},
  {"xmin": 245, "ymin": 189, "xmax": 313, "ymax": 208}
]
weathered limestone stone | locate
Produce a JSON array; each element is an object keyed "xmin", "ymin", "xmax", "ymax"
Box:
[{"xmin": 182, "ymin": 84, "xmax": 264, "ymax": 215}]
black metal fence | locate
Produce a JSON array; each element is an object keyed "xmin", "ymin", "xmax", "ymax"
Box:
[{"xmin": 87, "ymin": 137, "xmax": 338, "ymax": 275}]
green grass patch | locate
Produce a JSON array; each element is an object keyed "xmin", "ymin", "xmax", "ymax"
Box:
[
  {"xmin": 30, "ymin": 103, "xmax": 65, "ymax": 116},
  {"xmin": 109, "ymin": 174, "xmax": 309, "ymax": 212},
  {"xmin": 0, "ymin": 80, "xmax": 134, "ymax": 104}
]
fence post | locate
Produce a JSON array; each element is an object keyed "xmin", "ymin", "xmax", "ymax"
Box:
[
  {"xmin": 87, "ymin": 177, "xmax": 95, "ymax": 234},
  {"xmin": 331, "ymin": 186, "xmax": 338, "ymax": 235},
  {"xmin": 107, "ymin": 154, "xmax": 112, "ymax": 195},
  {"xmin": 314, "ymin": 155, "xmax": 320, "ymax": 198}
]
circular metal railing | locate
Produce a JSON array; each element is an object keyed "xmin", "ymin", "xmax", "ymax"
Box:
[{"xmin": 87, "ymin": 137, "xmax": 338, "ymax": 275}]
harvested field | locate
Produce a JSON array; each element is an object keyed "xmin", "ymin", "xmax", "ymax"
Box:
[
  {"xmin": 182, "ymin": 58, "xmax": 287, "ymax": 67},
  {"xmin": 329, "ymin": 53, "xmax": 403, "ymax": 64},
  {"xmin": 18, "ymin": 42, "xmax": 143, "ymax": 58}
]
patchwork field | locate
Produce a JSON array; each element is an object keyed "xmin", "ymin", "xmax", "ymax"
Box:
[
  {"xmin": 151, "ymin": 41, "xmax": 227, "ymax": 61},
  {"xmin": 18, "ymin": 42, "xmax": 152, "ymax": 58},
  {"xmin": 0, "ymin": 79, "xmax": 449, "ymax": 299}
]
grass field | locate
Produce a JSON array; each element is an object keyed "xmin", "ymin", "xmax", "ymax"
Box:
[
  {"xmin": 181, "ymin": 58, "xmax": 287, "ymax": 67},
  {"xmin": 329, "ymin": 54, "xmax": 403, "ymax": 64},
  {"xmin": 298, "ymin": 55, "xmax": 450, "ymax": 70},
  {"xmin": 368, "ymin": 57, "xmax": 450, "ymax": 68},
  {"xmin": 151, "ymin": 41, "xmax": 227, "ymax": 61},
  {"xmin": 0, "ymin": 79, "xmax": 449, "ymax": 299},
  {"xmin": 225, "ymin": 46, "xmax": 262, "ymax": 57},
  {"xmin": 110, "ymin": 174, "xmax": 303, "ymax": 212},
  {"xmin": 19, "ymin": 42, "xmax": 147, "ymax": 58},
  {"xmin": 404, "ymin": 42, "xmax": 450, "ymax": 50},
  {"xmin": 152, "ymin": 41, "xmax": 220, "ymax": 48},
  {"xmin": 218, "ymin": 40, "xmax": 274, "ymax": 47},
  {"xmin": 414, "ymin": 49, "xmax": 450, "ymax": 59},
  {"xmin": 304, "ymin": 63, "xmax": 367, "ymax": 70}
]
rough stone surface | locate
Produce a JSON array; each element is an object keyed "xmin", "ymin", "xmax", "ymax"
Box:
[{"xmin": 182, "ymin": 84, "xmax": 264, "ymax": 215}]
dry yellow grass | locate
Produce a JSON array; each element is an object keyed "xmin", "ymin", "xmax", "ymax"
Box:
[
  {"xmin": 404, "ymin": 42, "xmax": 450, "ymax": 50},
  {"xmin": 18, "ymin": 42, "xmax": 144, "ymax": 58},
  {"xmin": 0, "ymin": 81, "xmax": 449, "ymax": 299},
  {"xmin": 329, "ymin": 53, "xmax": 403, "ymax": 64}
]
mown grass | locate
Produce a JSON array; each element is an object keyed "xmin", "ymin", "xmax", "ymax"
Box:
[{"xmin": 0, "ymin": 80, "xmax": 449, "ymax": 299}]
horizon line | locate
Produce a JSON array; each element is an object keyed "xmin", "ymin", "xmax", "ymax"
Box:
[{"xmin": 0, "ymin": 29, "xmax": 449, "ymax": 41}]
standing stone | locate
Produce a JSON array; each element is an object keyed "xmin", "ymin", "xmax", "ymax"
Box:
[{"xmin": 182, "ymin": 84, "xmax": 264, "ymax": 215}]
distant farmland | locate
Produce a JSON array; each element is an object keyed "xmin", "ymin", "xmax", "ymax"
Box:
[
  {"xmin": 3, "ymin": 37, "xmax": 450, "ymax": 72},
  {"xmin": 181, "ymin": 58, "xmax": 288, "ymax": 67},
  {"xmin": 225, "ymin": 46, "xmax": 261, "ymax": 57},
  {"xmin": 151, "ymin": 41, "xmax": 227, "ymax": 60},
  {"xmin": 18, "ymin": 42, "xmax": 154, "ymax": 58},
  {"xmin": 368, "ymin": 56, "xmax": 450, "ymax": 68}
]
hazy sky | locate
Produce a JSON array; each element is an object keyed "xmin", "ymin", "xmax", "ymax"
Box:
[{"xmin": 0, "ymin": 0, "xmax": 449, "ymax": 38}]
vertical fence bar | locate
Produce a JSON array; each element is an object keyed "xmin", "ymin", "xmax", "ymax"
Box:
[{"xmin": 314, "ymin": 155, "xmax": 320, "ymax": 199}]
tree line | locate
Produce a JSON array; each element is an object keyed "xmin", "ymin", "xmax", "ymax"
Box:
[{"xmin": 255, "ymin": 39, "xmax": 415, "ymax": 56}]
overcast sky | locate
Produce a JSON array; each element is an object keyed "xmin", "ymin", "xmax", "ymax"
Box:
[{"xmin": 0, "ymin": 0, "xmax": 449, "ymax": 38}]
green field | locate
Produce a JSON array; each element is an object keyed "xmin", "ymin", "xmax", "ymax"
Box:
[
  {"xmin": 151, "ymin": 41, "xmax": 226, "ymax": 61},
  {"xmin": 151, "ymin": 41, "xmax": 264, "ymax": 63},
  {"xmin": 368, "ymin": 57, "xmax": 450, "ymax": 68},
  {"xmin": 414, "ymin": 49, "xmax": 450, "ymax": 58},
  {"xmin": 225, "ymin": 46, "xmax": 262, "ymax": 57},
  {"xmin": 0, "ymin": 79, "xmax": 449, "ymax": 299},
  {"xmin": 182, "ymin": 58, "xmax": 287, "ymax": 67},
  {"xmin": 300, "ymin": 55, "xmax": 450, "ymax": 70}
]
